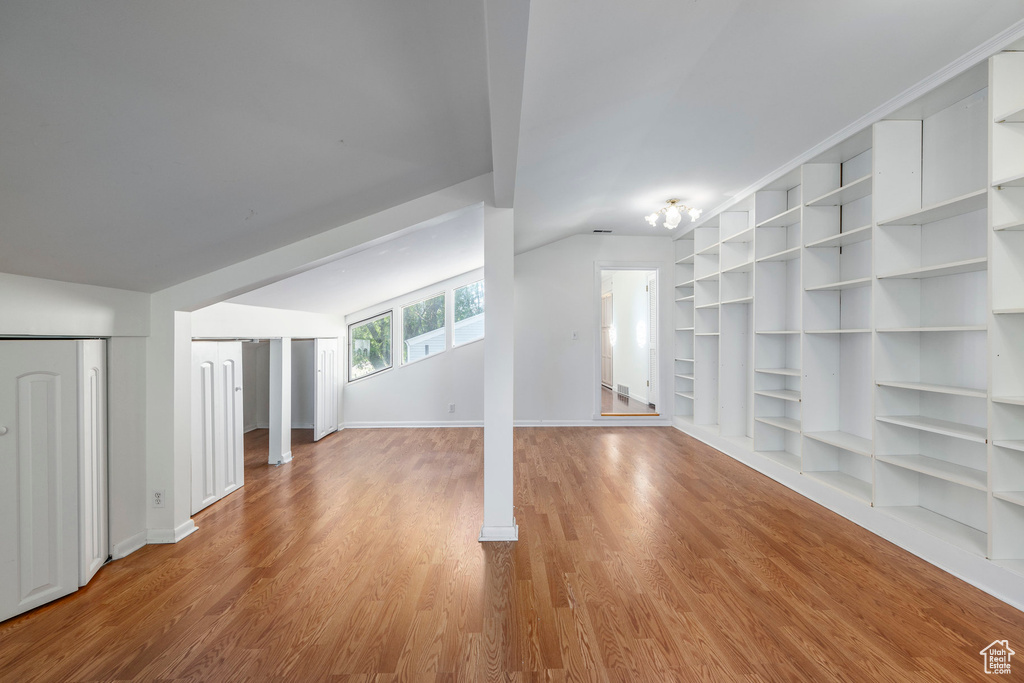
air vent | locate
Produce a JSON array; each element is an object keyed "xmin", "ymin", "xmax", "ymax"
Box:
[{"xmin": 593, "ymin": 229, "xmax": 613, "ymax": 233}]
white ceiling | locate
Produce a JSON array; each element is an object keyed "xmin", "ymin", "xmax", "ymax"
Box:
[
  {"xmin": 512, "ymin": 0, "xmax": 1024, "ymax": 253},
  {"xmin": 2, "ymin": 1, "xmax": 1024, "ymax": 300},
  {"xmin": 229, "ymin": 205, "xmax": 483, "ymax": 316},
  {"xmin": 0, "ymin": 1, "xmax": 490, "ymax": 292}
]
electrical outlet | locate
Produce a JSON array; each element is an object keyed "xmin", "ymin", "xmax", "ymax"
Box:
[
  {"xmin": 153, "ymin": 490, "xmax": 165, "ymax": 508},
  {"xmin": 448, "ymin": 403, "xmax": 456, "ymax": 413}
]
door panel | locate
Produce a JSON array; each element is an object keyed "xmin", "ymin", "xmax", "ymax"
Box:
[
  {"xmin": 191, "ymin": 341, "xmax": 244, "ymax": 514},
  {"xmin": 221, "ymin": 344, "xmax": 244, "ymax": 494},
  {"xmin": 78, "ymin": 340, "xmax": 107, "ymax": 586},
  {"xmin": 314, "ymin": 338, "xmax": 338, "ymax": 441},
  {"xmin": 0, "ymin": 340, "xmax": 80, "ymax": 622}
]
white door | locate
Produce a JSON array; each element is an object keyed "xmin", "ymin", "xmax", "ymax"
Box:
[
  {"xmin": 601, "ymin": 293, "xmax": 613, "ymax": 389},
  {"xmin": 0, "ymin": 340, "xmax": 81, "ymax": 622},
  {"xmin": 191, "ymin": 341, "xmax": 244, "ymax": 515},
  {"xmin": 647, "ymin": 273, "xmax": 657, "ymax": 409},
  {"xmin": 78, "ymin": 340, "xmax": 107, "ymax": 586},
  {"xmin": 313, "ymin": 337, "xmax": 338, "ymax": 441}
]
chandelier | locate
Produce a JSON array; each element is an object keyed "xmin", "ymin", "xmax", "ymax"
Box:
[{"xmin": 644, "ymin": 199, "xmax": 701, "ymax": 230}]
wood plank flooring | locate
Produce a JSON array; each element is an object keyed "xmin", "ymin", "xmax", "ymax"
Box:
[{"xmin": 1, "ymin": 426, "xmax": 1022, "ymax": 681}]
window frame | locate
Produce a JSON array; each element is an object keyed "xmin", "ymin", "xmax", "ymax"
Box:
[
  {"xmin": 452, "ymin": 279, "xmax": 485, "ymax": 348},
  {"xmin": 400, "ymin": 290, "xmax": 448, "ymax": 366},
  {"xmin": 347, "ymin": 310, "xmax": 394, "ymax": 382}
]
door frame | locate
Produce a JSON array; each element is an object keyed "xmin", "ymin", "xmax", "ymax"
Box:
[{"xmin": 592, "ymin": 261, "xmax": 667, "ymax": 422}]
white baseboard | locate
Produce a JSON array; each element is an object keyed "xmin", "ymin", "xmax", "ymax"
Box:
[
  {"xmin": 672, "ymin": 419, "xmax": 1024, "ymax": 612},
  {"xmin": 110, "ymin": 530, "xmax": 147, "ymax": 560},
  {"xmin": 244, "ymin": 424, "xmax": 259, "ymax": 434},
  {"xmin": 515, "ymin": 418, "xmax": 671, "ymax": 427},
  {"xmin": 291, "ymin": 422, "xmax": 314, "ymax": 429},
  {"xmin": 343, "ymin": 420, "xmax": 484, "ymax": 429},
  {"xmin": 146, "ymin": 519, "xmax": 198, "ymax": 545},
  {"xmin": 272, "ymin": 450, "xmax": 293, "ymax": 465},
  {"xmin": 256, "ymin": 421, "xmax": 270, "ymax": 430},
  {"xmin": 479, "ymin": 521, "xmax": 519, "ymax": 542}
]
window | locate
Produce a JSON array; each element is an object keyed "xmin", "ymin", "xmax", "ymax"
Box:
[
  {"xmin": 402, "ymin": 292, "xmax": 446, "ymax": 363},
  {"xmin": 453, "ymin": 280, "xmax": 484, "ymax": 346},
  {"xmin": 349, "ymin": 311, "xmax": 392, "ymax": 381}
]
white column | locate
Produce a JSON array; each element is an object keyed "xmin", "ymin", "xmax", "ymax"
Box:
[
  {"xmin": 480, "ymin": 205, "xmax": 517, "ymax": 541},
  {"xmin": 269, "ymin": 338, "xmax": 292, "ymax": 465}
]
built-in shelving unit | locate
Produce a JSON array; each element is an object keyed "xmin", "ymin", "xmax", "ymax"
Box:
[
  {"xmin": 989, "ymin": 50, "xmax": 1024, "ymax": 568},
  {"xmin": 673, "ymin": 237, "xmax": 696, "ymax": 418},
  {"xmin": 669, "ymin": 49, "xmax": 1024, "ymax": 600}
]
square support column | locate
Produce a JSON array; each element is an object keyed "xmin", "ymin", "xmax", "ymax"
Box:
[
  {"xmin": 480, "ymin": 205, "xmax": 517, "ymax": 541},
  {"xmin": 269, "ymin": 338, "xmax": 292, "ymax": 465}
]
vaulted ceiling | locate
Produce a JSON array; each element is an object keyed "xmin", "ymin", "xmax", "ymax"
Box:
[{"xmin": 2, "ymin": 1, "xmax": 1023, "ymax": 295}]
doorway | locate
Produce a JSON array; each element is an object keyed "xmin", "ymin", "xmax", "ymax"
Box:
[{"xmin": 599, "ymin": 269, "xmax": 659, "ymax": 416}]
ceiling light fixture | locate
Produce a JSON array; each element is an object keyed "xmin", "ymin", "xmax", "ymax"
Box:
[{"xmin": 644, "ymin": 199, "xmax": 701, "ymax": 230}]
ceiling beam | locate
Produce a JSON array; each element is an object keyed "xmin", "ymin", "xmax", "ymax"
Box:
[{"xmin": 484, "ymin": 0, "xmax": 531, "ymax": 209}]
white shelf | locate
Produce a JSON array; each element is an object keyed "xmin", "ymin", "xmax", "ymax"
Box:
[
  {"xmin": 876, "ymin": 415, "xmax": 987, "ymax": 444},
  {"xmin": 675, "ymin": 391, "xmax": 695, "ymax": 400},
  {"xmin": 722, "ymin": 260, "xmax": 754, "ymax": 274},
  {"xmin": 722, "ymin": 227, "xmax": 755, "ymax": 244},
  {"xmin": 994, "ymin": 440, "xmax": 1024, "ymax": 453},
  {"xmin": 805, "ymin": 224, "xmax": 872, "ymax": 249},
  {"xmin": 805, "ymin": 174, "xmax": 872, "ymax": 207},
  {"xmin": 721, "ymin": 296, "xmax": 753, "ymax": 305},
  {"xmin": 695, "ymin": 273, "xmax": 720, "ymax": 283},
  {"xmin": 675, "ymin": 254, "xmax": 695, "ymax": 264},
  {"xmin": 880, "ymin": 507, "xmax": 987, "ymax": 556},
  {"xmin": 756, "ymin": 246, "xmax": 801, "ymax": 263},
  {"xmin": 754, "ymin": 389, "xmax": 801, "ymax": 402},
  {"xmin": 876, "ymin": 454, "xmax": 987, "ymax": 491},
  {"xmin": 675, "ymin": 373, "xmax": 694, "ymax": 380},
  {"xmin": 993, "ymin": 218, "xmax": 1024, "ymax": 232},
  {"xmin": 756, "ymin": 205, "xmax": 801, "ymax": 228},
  {"xmin": 696, "ymin": 243, "xmax": 721, "ymax": 256},
  {"xmin": 877, "ymin": 325, "xmax": 986, "ymax": 333},
  {"xmin": 805, "ymin": 329, "xmax": 870, "ymax": 335},
  {"xmin": 875, "ymin": 381, "xmax": 987, "ymax": 398},
  {"xmin": 755, "ymin": 416, "xmax": 801, "ymax": 433},
  {"xmin": 675, "ymin": 357, "xmax": 695, "ymax": 363},
  {"xmin": 675, "ymin": 327, "xmax": 695, "ymax": 331},
  {"xmin": 993, "ymin": 171, "xmax": 1024, "ymax": 188},
  {"xmin": 695, "ymin": 332, "xmax": 719, "ymax": 337},
  {"xmin": 878, "ymin": 257, "xmax": 987, "ymax": 279},
  {"xmin": 805, "ymin": 277, "xmax": 872, "ymax": 292},
  {"xmin": 995, "ymin": 104, "xmax": 1024, "ymax": 123},
  {"xmin": 994, "ymin": 491, "xmax": 1024, "ymax": 508},
  {"xmin": 804, "ymin": 431, "xmax": 872, "ymax": 457},
  {"xmin": 755, "ymin": 367, "xmax": 800, "ymax": 377},
  {"xmin": 992, "ymin": 396, "xmax": 1024, "ymax": 406},
  {"xmin": 756, "ymin": 450, "xmax": 801, "ymax": 471},
  {"xmin": 676, "ymin": 295, "xmax": 694, "ymax": 302},
  {"xmin": 676, "ymin": 279, "xmax": 695, "ymax": 288},
  {"xmin": 755, "ymin": 330, "xmax": 800, "ymax": 335},
  {"xmin": 994, "ymin": 308, "xmax": 1024, "ymax": 315},
  {"xmin": 695, "ymin": 303, "xmax": 719, "ymax": 310},
  {"xmin": 876, "ymin": 189, "xmax": 987, "ymax": 226},
  {"xmin": 804, "ymin": 471, "xmax": 872, "ymax": 504}
]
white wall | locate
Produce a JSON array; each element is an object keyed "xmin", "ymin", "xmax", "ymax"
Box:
[
  {"xmin": 242, "ymin": 342, "xmax": 260, "ymax": 432},
  {"xmin": 291, "ymin": 340, "xmax": 315, "ymax": 428},
  {"xmin": 610, "ymin": 270, "xmax": 653, "ymax": 405},
  {"xmin": 190, "ymin": 302, "xmax": 344, "ymax": 339},
  {"xmin": 107, "ymin": 336, "xmax": 148, "ymax": 558},
  {"xmin": 0, "ymin": 272, "xmax": 149, "ymax": 337},
  {"xmin": 514, "ymin": 234, "xmax": 674, "ymax": 424},
  {"xmin": 343, "ymin": 268, "xmax": 484, "ymax": 426}
]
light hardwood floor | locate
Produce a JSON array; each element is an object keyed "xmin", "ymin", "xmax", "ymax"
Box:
[{"xmin": 1, "ymin": 426, "xmax": 1021, "ymax": 681}]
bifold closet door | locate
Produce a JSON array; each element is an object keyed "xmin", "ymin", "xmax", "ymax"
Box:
[
  {"xmin": 191, "ymin": 341, "xmax": 244, "ymax": 515},
  {"xmin": 0, "ymin": 340, "xmax": 81, "ymax": 622},
  {"xmin": 313, "ymin": 338, "xmax": 339, "ymax": 442},
  {"xmin": 78, "ymin": 340, "xmax": 107, "ymax": 586}
]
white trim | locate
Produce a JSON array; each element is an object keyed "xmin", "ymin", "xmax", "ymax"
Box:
[
  {"xmin": 515, "ymin": 418, "xmax": 671, "ymax": 427},
  {"xmin": 146, "ymin": 519, "xmax": 198, "ymax": 545},
  {"xmin": 291, "ymin": 422, "xmax": 314, "ymax": 429},
  {"xmin": 673, "ymin": 420, "xmax": 1024, "ymax": 612},
  {"xmin": 343, "ymin": 420, "xmax": 484, "ymax": 429},
  {"xmin": 479, "ymin": 522, "xmax": 519, "ymax": 542},
  {"xmin": 272, "ymin": 450, "xmax": 293, "ymax": 465},
  {"xmin": 687, "ymin": 17, "xmax": 1024, "ymax": 234},
  {"xmin": 110, "ymin": 531, "xmax": 147, "ymax": 560}
]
